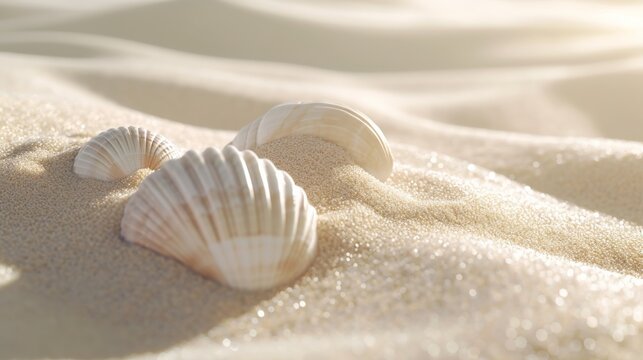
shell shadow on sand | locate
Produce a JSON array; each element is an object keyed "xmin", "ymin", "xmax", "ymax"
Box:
[{"xmin": 0, "ymin": 138, "xmax": 279, "ymax": 359}]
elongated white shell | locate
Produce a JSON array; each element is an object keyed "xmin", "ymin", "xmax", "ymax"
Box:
[
  {"xmin": 73, "ymin": 126, "xmax": 180, "ymax": 181},
  {"xmin": 230, "ymin": 102, "xmax": 394, "ymax": 181},
  {"xmin": 121, "ymin": 145, "xmax": 318, "ymax": 290}
]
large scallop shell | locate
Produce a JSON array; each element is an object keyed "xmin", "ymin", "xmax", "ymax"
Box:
[
  {"xmin": 230, "ymin": 102, "xmax": 394, "ymax": 181},
  {"xmin": 73, "ymin": 126, "xmax": 180, "ymax": 181},
  {"xmin": 121, "ymin": 145, "xmax": 318, "ymax": 290}
]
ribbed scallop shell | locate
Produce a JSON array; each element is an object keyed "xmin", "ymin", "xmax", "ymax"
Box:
[
  {"xmin": 230, "ymin": 102, "xmax": 394, "ymax": 181},
  {"xmin": 73, "ymin": 126, "xmax": 180, "ymax": 181},
  {"xmin": 121, "ymin": 145, "xmax": 318, "ymax": 291}
]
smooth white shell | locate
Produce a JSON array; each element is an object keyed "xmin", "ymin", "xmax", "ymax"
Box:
[
  {"xmin": 230, "ymin": 102, "xmax": 394, "ymax": 181},
  {"xmin": 121, "ymin": 145, "xmax": 318, "ymax": 291},
  {"xmin": 73, "ymin": 126, "xmax": 180, "ymax": 181}
]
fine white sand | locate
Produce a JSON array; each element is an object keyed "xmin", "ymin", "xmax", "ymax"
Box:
[{"xmin": 0, "ymin": 0, "xmax": 642, "ymax": 359}]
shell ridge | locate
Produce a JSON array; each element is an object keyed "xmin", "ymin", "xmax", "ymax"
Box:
[
  {"xmin": 133, "ymin": 127, "xmax": 145, "ymax": 170},
  {"xmin": 80, "ymin": 141, "xmax": 115, "ymax": 166},
  {"xmin": 137, "ymin": 128, "xmax": 148, "ymax": 168},
  {"xmin": 223, "ymin": 147, "xmax": 256, "ymax": 238},
  {"xmin": 146, "ymin": 133, "xmax": 161, "ymax": 168},
  {"xmin": 110, "ymin": 128, "xmax": 134, "ymax": 173},
  {"xmin": 206, "ymin": 148, "xmax": 246, "ymax": 284},
  {"xmin": 206, "ymin": 240, "xmax": 232, "ymax": 286},
  {"xmin": 73, "ymin": 126, "xmax": 180, "ymax": 181},
  {"xmin": 96, "ymin": 137, "xmax": 127, "ymax": 178},
  {"xmin": 185, "ymin": 151, "xmax": 231, "ymax": 280},
  {"xmin": 244, "ymin": 151, "xmax": 274, "ymax": 278},
  {"xmin": 224, "ymin": 147, "xmax": 261, "ymax": 279},
  {"xmin": 164, "ymin": 155, "xmax": 209, "ymax": 251},
  {"xmin": 265, "ymin": 160, "xmax": 285, "ymax": 238},
  {"xmin": 149, "ymin": 133, "xmax": 172, "ymax": 169},
  {"xmin": 144, "ymin": 131, "xmax": 158, "ymax": 167},
  {"xmin": 128, "ymin": 171, "xmax": 188, "ymax": 255},
  {"xmin": 203, "ymin": 148, "xmax": 233, "ymax": 241},
  {"xmin": 264, "ymin": 160, "xmax": 290, "ymax": 282},
  {"xmin": 123, "ymin": 160, "xmax": 212, "ymax": 272},
  {"xmin": 275, "ymin": 172, "xmax": 299, "ymax": 278},
  {"xmin": 204, "ymin": 149, "xmax": 235, "ymax": 239},
  {"xmin": 182, "ymin": 153, "xmax": 218, "ymax": 248},
  {"xmin": 245, "ymin": 151, "xmax": 273, "ymax": 235},
  {"xmin": 74, "ymin": 150, "xmax": 113, "ymax": 178},
  {"xmin": 144, "ymin": 162, "xmax": 201, "ymax": 259}
]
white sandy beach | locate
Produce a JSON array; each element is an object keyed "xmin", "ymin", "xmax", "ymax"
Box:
[{"xmin": 0, "ymin": 0, "xmax": 642, "ymax": 359}]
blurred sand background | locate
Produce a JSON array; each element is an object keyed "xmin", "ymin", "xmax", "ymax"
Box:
[{"xmin": 0, "ymin": 0, "xmax": 642, "ymax": 359}]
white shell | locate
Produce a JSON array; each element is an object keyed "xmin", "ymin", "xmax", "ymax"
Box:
[
  {"xmin": 73, "ymin": 126, "xmax": 180, "ymax": 181},
  {"xmin": 230, "ymin": 102, "xmax": 394, "ymax": 181},
  {"xmin": 120, "ymin": 145, "xmax": 318, "ymax": 291}
]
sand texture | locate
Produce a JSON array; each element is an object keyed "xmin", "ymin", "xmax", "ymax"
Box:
[{"xmin": 0, "ymin": 0, "xmax": 642, "ymax": 359}]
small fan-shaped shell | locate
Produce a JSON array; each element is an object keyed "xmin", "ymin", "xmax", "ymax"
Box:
[
  {"xmin": 73, "ymin": 126, "xmax": 180, "ymax": 181},
  {"xmin": 121, "ymin": 145, "xmax": 318, "ymax": 291},
  {"xmin": 230, "ymin": 102, "xmax": 394, "ymax": 181}
]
